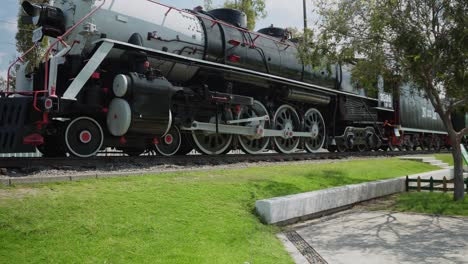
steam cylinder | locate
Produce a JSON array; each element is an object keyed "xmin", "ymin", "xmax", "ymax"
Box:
[{"xmin": 107, "ymin": 73, "xmax": 176, "ymax": 137}]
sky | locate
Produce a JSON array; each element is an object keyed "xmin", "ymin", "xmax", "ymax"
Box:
[{"xmin": 0, "ymin": 0, "xmax": 312, "ymax": 79}]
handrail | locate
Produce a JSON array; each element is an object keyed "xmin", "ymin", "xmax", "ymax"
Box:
[
  {"xmin": 145, "ymin": 0, "xmax": 293, "ymax": 48},
  {"xmin": 4, "ymin": 0, "xmax": 107, "ymax": 100},
  {"xmin": 44, "ymin": 0, "xmax": 107, "ymax": 97},
  {"xmin": 6, "ymin": 44, "xmax": 37, "ymax": 93}
]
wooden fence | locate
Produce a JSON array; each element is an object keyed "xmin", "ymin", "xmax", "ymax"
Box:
[{"xmin": 406, "ymin": 176, "xmax": 468, "ymax": 193}]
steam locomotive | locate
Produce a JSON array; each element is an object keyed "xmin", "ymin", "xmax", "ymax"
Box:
[{"xmin": 0, "ymin": 0, "xmax": 463, "ymax": 158}]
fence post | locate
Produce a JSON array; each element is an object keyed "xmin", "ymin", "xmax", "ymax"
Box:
[
  {"xmin": 406, "ymin": 176, "xmax": 409, "ymax": 192},
  {"xmin": 417, "ymin": 176, "xmax": 421, "ymax": 192},
  {"xmin": 443, "ymin": 176, "xmax": 447, "ymax": 193}
]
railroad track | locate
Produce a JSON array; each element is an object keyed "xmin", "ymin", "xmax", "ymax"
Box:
[{"xmin": 0, "ymin": 150, "xmax": 447, "ymax": 171}]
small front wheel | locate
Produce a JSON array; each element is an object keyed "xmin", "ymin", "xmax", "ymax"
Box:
[
  {"xmin": 155, "ymin": 126, "xmax": 182, "ymax": 157},
  {"xmin": 65, "ymin": 117, "xmax": 104, "ymax": 158}
]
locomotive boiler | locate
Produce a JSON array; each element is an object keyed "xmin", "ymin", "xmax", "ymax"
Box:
[{"xmin": 0, "ymin": 0, "xmax": 456, "ymax": 157}]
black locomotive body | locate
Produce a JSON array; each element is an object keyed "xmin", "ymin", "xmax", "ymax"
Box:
[{"xmin": 0, "ymin": 1, "xmax": 461, "ymax": 157}]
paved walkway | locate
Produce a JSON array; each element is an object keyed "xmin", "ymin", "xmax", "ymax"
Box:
[{"xmin": 282, "ymin": 211, "xmax": 468, "ymax": 264}]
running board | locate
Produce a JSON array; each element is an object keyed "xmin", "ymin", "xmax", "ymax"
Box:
[{"xmin": 181, "ymin": 121, "xmax": 313, "ymax": 139}]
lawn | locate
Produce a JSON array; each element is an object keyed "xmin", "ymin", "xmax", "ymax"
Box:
[
  {"xmin": 0, "ymin": 159, "xmax": 438, "ymax": 264},
  {"xmin": 393, "ymin": 192, "xmax": 468, "ymax": 217}
]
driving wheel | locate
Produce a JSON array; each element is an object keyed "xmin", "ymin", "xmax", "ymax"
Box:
[
  {"xmin": 237, "ymin": 101, "xmax": 271, "ymax": 155},
  {"xmin": 303, "ymin": 108, "xmax": 326, "ymax": 153},
  {"xmin": 192, "ymin": 110, "xmax": 234, "ymax": 155},
  {"xmin": 273, "ymin": 105, "xmax": 301, "ymax": 154}
]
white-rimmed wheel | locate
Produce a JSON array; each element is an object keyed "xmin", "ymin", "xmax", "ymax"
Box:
[
  {"xmin": 237, "ymin": 101, "xmax": 270, "ymax": 155},
  {"xmin": 273, "ymin": 105, "xmax": 301, "ymax": 154},
  {"xmin": 355, "ymin": 144, "xmax": 368, "ymax": 152},
  {"xmin": 337, "ymin": 143, "xmax": 347, "ymax": 152},
  {"xmin": 192, "ymin": 110, "xmax": 233, "ymax": 155},
  {"xmin": 155, "ymin": 126, "xmax": 182, "ymax": 156},
  {"xmin": 303, "ymin": 108, "xmax": 326, "ymax": 153},
  {"xmin": 65, "ymin": 117, "xmax": 104, "ymax": 158}
]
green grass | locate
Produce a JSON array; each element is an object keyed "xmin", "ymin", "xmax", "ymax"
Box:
[
  {"xmin": 435, "ymin": 154, "xmax": 454, "ymax": 166},
  {"xmin": 393, "ymin": 192, "xmax": 468, "ymax": 217},
  {"xmin": 0, "ymin": 159, "xmax": 437, "ymax": 264}
]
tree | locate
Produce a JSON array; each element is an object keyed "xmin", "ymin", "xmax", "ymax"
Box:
[
  {"xmin": 15, "ymin": 0, "xmax": 49, "ymax": 71},
  {"xmin": 0, "ymin": 76, "xmax": 6, "ymax": 92},
  {"xmin": 303, "ymin": 0, "xmax": 467, "ymax": 200},
  {"xmin": 223, "ymin": 0, "xmax": 267, "ymax": 30},
  {"xmin": 204, "ymin": 0, "xmax": 213, "ymax": 10}
]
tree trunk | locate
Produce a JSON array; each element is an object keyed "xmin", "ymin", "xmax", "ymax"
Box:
[
  {"xmin": 449, "ymin": 132, "xmax": 465, "ymax": 201},
  {"xmin": 424, "ymin": 81, "xmax": 465, "ymax": 201},
  {"xmin": 435, "ymin": 105, "xmax": 465, "ymax": 201}
]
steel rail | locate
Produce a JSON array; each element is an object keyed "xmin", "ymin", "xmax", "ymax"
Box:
[{"xmin": 0, "ymin": 150, "xmax": 449, "ymax": 170}]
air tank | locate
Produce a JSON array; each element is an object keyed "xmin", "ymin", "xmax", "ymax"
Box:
[{"xmin": 207, "ymin": 8, "xmax": 248, "ymax": 28}]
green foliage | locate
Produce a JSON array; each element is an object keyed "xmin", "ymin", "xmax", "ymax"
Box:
[
  {"xmin": 286, "ymin": 27, "xmax": 301, "ymax": 39},
  {"xmin": 203, "ymin": 0, "xmax": 213, "ymax": 10},
  {"xmin": 296, "ymin": 29, "xmax": 327, "ymax": 67},
  {"xmin": 0, "ymin": 76, "xmax": 6, "ymax": 91},
  {"xmin": 0, "ymin": 159, "xmax": 436, "ymax": 263},
  {"xmin": 303, "ymin": 0, "xmax": 467, "ymax": 110},
  {"xmin": 223, "ymin": 0, "xmax": 267, "ymax": 30}
]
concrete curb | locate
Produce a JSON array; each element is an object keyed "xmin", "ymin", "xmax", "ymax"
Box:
[
  {"xmin": 255, "ymin": 168, "xmax": 455, "ymax": 225},
  {"xmin": 0, "ymin": 166, "xmax": 280, "ymax": 186},
  {"xmin": 0, "ymin": 172, "xmax": 146, "ymax": 186},
  {"xmin": 256, "ymin": 177, "xmax": 406, "ymax": 225},
  {"xmin": 0, "ymin": 178, "xmax": 10, "ymax": 186},
  {"xmin": 10, "ymin": 176, "xmax": 72, "ymax": 185},
  {"xmin": 71, "ymin": 174, "xmax": 98, "ymax": 181},
  {"xmin": 0, "ymin": 167, "xmax": 219, "ymax": 186},
  {"xmin": 276, "ymin": 233, "xmax": 310, "ymax": 264}
]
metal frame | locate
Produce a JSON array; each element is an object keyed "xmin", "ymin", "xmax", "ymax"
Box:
[
  {"xmin": 399, "ymin": 127, "xmax": 448, "ymax": 135},
  {"xmin": 62, "ymin": 42, "xmax": 115, "ymax": 100},
  {"xmin": 227, "ymin": 115, "xmax": 269, "ymax": 125},
  {"xmin": 373, "ymin": 107, "xmax": 395, "ymax": 112},
  {"xmin": 48, "ymin": 46, "xmax": 72, "ymax": 96},
  {"xmin": 182, "ymin": 121, "xmax": 313, "ymax": 139}
]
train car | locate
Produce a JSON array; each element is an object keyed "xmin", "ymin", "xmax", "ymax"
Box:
[
  {"xmin": 387, "ymin": 85, "xmax": 448, "ymax": 151},
  {"xmin": 0, "ymin": 0, "xmax": 459, "ymax": 158},
  {"xmin": 453, "ymin": 112, "xmax": 468, "ymax": 148}
]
